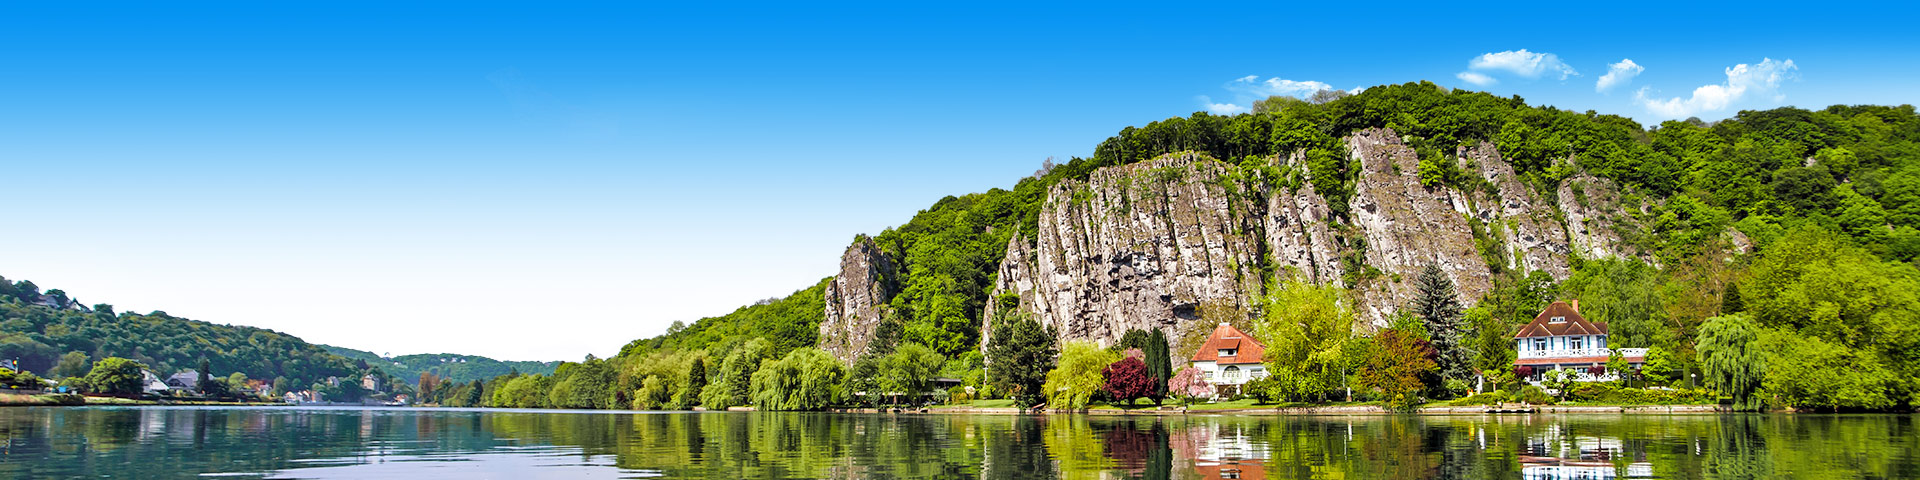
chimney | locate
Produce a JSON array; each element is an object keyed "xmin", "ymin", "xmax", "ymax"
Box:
[{"xmin": 1570, "ymin": 299, "xmax": 1580, "ymax": 313}]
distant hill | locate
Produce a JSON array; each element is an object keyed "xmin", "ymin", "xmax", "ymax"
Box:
[
  {"xmin": 0, "ymin": 275, "xmax": 355, "ymax": 387},
  {"xmin": 320, "ymin": 345, "xmax": 558, "ymax": 385}
]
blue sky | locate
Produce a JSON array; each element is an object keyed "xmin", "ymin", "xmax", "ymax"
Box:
[{"xmin": 3, "ymin": 2, "xmax": 1916, "ymax": 361}]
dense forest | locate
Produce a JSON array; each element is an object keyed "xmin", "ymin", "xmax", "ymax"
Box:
[
  {"xmin": 418, "ymin": 81, "xmax": 1919, "ymax": 412},
  {"xmin": 321, "ymin": 345, "xmax": 559, "ymax": 386},
  {"xmin": 0, "ymin": 276, "xmax": 356, "ymax": 388}
]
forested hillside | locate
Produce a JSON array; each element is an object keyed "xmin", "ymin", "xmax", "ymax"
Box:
[
  {"xmin": 558, "ymin": 81, "xmax": 1917, "ymax": 412},
  {"xmin": 322, "ymin": 345, "xmax": 559, "ymax": 385},
  {"xmin": 0, "ymin": 276, "xmax": 355, "ymax": 388}
]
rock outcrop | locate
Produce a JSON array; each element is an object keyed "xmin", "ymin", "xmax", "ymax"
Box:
[
  {"xmin": 1557, "ymin": 172, "xmax": 1637, "ymax": 261},
  {"xmin": 818, "ymin": 238, "xmax": 895, "ymax": 363},
  {"xmin": 1345, "ymin": 128, "xmax": 1493, "ymax": 324},
  {"xmin": 978, "ymin": 128, "xmax": 1644, "ymax": 357},
  {"xmin": 992, "ymin": 153, "xmax": 1268, "ymax": 351}
]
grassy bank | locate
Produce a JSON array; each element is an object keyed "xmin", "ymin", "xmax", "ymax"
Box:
[{"xmin": 0, "ymin": 392, "xmax": 85, "ymax": 406}]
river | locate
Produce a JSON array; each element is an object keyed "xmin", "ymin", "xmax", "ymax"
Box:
[{"xmin": 0, "ymin": 406, "xmax": 1914, "ymax": 479}]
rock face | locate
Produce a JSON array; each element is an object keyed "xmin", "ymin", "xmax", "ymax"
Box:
[
  {"xmin": 1345, "ymin": 128, "xmax": 1492, "ymax": 324},
  {"xmin": 990, "ymin": 153, "xmax": 1268, "ymax": 352},
  {"xmin": 979, "ymin": 128, "xmax": 1644, "ymax": 358},
  {"xmin": 1557, "ymin": 172, "xmax": 1638, "ymax": 261},
  {"xmin": 818, "ymin": 238, "xmax": 895, "ymax": 363},
  {"xmin": 1264, "ymin": 151, "xmax": 1345, "ymax": 286}
]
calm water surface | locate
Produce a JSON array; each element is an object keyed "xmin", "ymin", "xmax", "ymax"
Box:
[{"xmin": 0, "ymin": 406, "xmax": 1914, "ymax": 479}]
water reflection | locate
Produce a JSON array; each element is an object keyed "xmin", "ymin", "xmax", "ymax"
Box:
[{"xmin": 0, "ymin": 407, "xmax": 1914, "ymax": 479}]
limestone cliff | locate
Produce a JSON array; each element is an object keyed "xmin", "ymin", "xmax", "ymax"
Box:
[
  {"xmin": 985, "ymin": 153, "xmax": 1269, "ymax": 354},
  {"xmin": 817, "ymin": 237, "xmax": 895, "ymax": 363},
  {"xmin": 981, "ymin": 128, "xmax": 1641, "ymax": 358}
]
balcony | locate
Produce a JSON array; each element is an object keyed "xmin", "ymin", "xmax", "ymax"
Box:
[{"xmin": 1517, "ymin": 347, "xmax": 1648, "ymax": 360}]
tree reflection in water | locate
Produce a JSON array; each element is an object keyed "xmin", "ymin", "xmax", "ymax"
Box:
[{"xmin": 0, "ymin": 407, "xmax": 1915, "ymax": 479}]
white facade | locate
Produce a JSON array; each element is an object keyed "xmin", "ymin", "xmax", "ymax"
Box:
[{"xmin": 1190, "ymin": 360, "xmax": 1268, "ymax": 386}]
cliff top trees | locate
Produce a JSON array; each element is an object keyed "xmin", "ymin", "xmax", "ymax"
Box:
[{"xmin": 986, "ymin": 313, "xmax": 1058, "ymax": 407}]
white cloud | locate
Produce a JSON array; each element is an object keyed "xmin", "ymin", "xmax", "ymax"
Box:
[
  {"xmin": 1595, "ymin": 59, "xmax": 1644, "ymax": 92},
  {"xmin": 1199, "ymin": 96, "xmax": 1249, "ymax": 115},
  {"xmin": 1467, "ymin": 49, "xmax": 1579, "ymax": 79},
  {"xmin": 1456, "ymin": 71, "xmax": 1497, "ymax": 86},
  {"xmin": 1636, "ymin": 58, "xmax": 1798, "ymax": 118},
  {"xmin": 1226, "ymin": 75, "xmax": 1334, "ymax": 98}
]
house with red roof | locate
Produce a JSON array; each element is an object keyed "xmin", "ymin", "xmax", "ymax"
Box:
[
  {"xmin": 1187, "ymin": 323, "xmax": 1269, "ymax": 396},
  {"xmin": 1514, "ymin": 300, "xmax": 1646, "ymax": 383}
]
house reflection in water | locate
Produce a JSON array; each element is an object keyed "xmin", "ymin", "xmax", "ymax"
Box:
[
  {"xmin": 1520, "ymin": 424, "xmax": 1653, "ymax": 480},
  {"xmin": 1170, "ymin": 421, "xmax": 1270, "ymax": 480}
]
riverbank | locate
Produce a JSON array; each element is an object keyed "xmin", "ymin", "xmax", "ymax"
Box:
[
  {"xmin": 849, "ymin": 400, "xmax": 1729, "ymax": 415},
  {"xmin": 0, "ymin": 392, "xmax": 288, "ymax": 407}
]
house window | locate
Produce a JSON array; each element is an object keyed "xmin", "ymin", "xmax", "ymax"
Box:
[
  {"xmin": 1549, "ymin": 316, "xmax": 1567, "ymax": 324},
  {"xmin": 1570, "ymin": 337, "xmax": 1584, "ymax": 350},
  {"xmin": 1219, "ymin": 349, "xmax": 1237, "ymax": 357},
  {"xmin": 1533, "ymin": 339, "xmax": 1547, "ymax": 351},
  {"xmin": 1223, "ymin": 366, "xmax": 1241, "ymax": 381}
]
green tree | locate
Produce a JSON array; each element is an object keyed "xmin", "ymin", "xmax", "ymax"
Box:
[
  {"xmin": 1043, "ymin": 342, "xmax": 1118, "ymax": 410},
  {"xmin": 701, "ymin": 338, "xmax": 771, "ymax": 410},
  {"xmin": 1696, "ymin": 314, "xmax": 1767, "ymax": 411},
  {"xmin": 680, "ymin": 357, "xmax": 706, "ymax": 408},
  {"xmin": 986, "ymin": 313, "xmax": 1058, "ymax": 407},
  {"xmin": 1359, "ymin": 329, "xmax": 1435, "ymax": 411},
  {"xmin": 197, "ymin": 357, "xmax": 213, "ymax": 394},
  {"xmin": 881, "ymin": 343, "xmax": 944, "ymax": 405},
  {"xmin": 633, "ymin": 375, "xmax": 671, "ymax": 409},
  {"xmin": 81, "ymin": 357, "xmax": 146, "ymax": 396},
  {"xmin": 749, "ymin": 347, "xmax": 845, "ymax": 410},
  {"xmin": 50, "ymin": 351, "xmax": 90, "ymax": 379},
  {"xmin": 1256, "ymin": 278, "xmax": 1356, "ymax": 402},
  {"xmin": 1409, "ymin": 264, "xmax": 1474, "ymax": 389}
]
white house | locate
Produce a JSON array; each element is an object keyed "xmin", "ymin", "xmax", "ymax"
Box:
[
  {"xmin": 1514, "ymin": 300, "xmax": 1646, "ymax": 383},
  {"xmin": 1187, "ymin": 323, "xmax": 1269, "ymax": 396},
  {"xmin": 140, "ymin": 370, "xmax": 172, "ymax": 394}
]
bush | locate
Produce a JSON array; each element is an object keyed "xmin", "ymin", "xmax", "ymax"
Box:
[
  {"xmin": 1563, "ymin": 382, "xmax": 1716, "ymax": 404},
  {"xmin": 1450, "ymin": 390, "xmax": 1512, "ymax": 406},
  {"xmin": 1518, "ymin": 386, "xmax": 1556, "ymax": 405},
  {"xmin": 1241, "ymin": 376, "xmax": 1278, "ymax": 403}
]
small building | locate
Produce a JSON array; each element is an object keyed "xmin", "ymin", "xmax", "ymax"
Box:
[
  {"xmin": 1514, "ymin": 300, "xmax": 1646, "ymax": 383},
  {"xmin": 164, "ymin": 371, "xmax": 201, "ymax": 391},
  {"xmin": 361, "ymin": 374, "xmax": 382, "ymax": 393},
  {"xmin": 141, "ymin": 370, "xmax": 172, "ymax": 394},
  {"xmin": 1187, "ymin": 323, "xmax": 1269, "ymax": 397}
]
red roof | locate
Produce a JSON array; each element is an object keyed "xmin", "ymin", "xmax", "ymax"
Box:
[
  {"xmin": 1189, "ymin": 323, "xmax": 1266, "ymax": 365},
  {"xmin": 1514, "ymin": 301, "xmax": 1609, "ymax": 338}
]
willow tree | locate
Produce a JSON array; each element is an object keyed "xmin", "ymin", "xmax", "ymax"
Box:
[
  {"xmin": 1256, "ymin": 278, "xmax": 1356, "ymax": 402},
  {"xmin": 749, "ymin": 347, "xmax": 845, "ymax": 410},
  {"xmin": 1696, "ymin": 314, "xmax": 1766, "ymax": 411}
]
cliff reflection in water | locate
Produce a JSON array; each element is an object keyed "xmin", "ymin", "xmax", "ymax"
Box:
[{"xmin": 1, "ymin": 407, "xmax": 1916, "ymax": 479}]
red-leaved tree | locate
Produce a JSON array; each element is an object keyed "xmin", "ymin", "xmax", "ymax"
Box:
[{"xmin": 1102, "ymin": 356, "xmax": 1155, "ymax": 405}]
